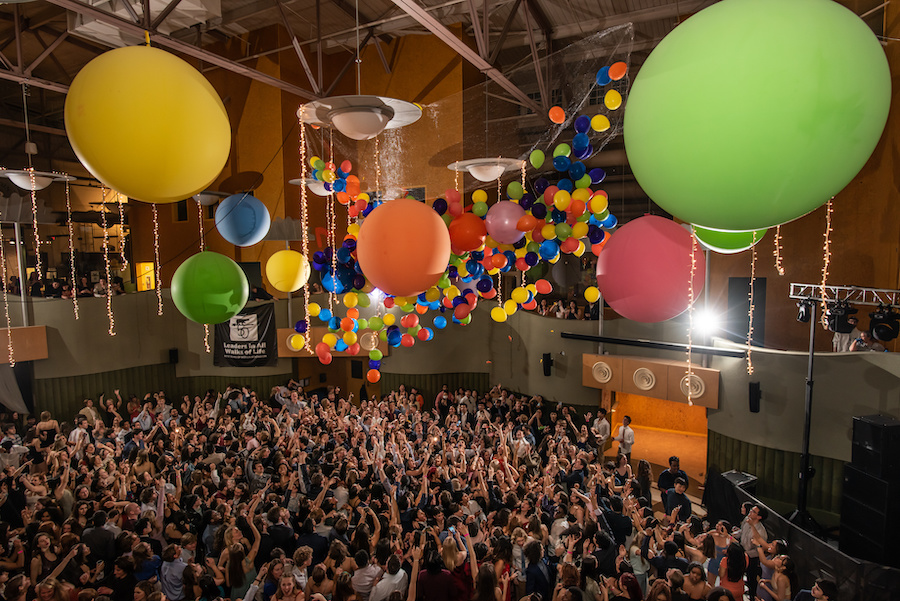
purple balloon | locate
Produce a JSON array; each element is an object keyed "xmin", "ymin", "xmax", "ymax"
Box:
[
  {"xmin": 432, "ymin": 198, "xmax": 448, "ymax": 215},
  {"xmin": 484, "ymin": 201, "xmax": 526, "ymax": 244},
  {"xmin": 534, "ymin": 177, "xmax": 550, "ymax": 194},
  {"xmin": 575, "ymin": 144, "xmax": 594, "ymax": 160},
  {"xmin": 589, "ymin": 168, "xmax": 606, "ymax": 184}
]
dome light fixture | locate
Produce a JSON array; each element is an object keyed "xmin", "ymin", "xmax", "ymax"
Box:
[
  {"xmin": 448, "ymin": 158, "xmax": 525, "ymax": 183},
  {"xmin": 298, "ymin": 95, "xmax": 422, "ymax": 141},
  {"xmin": 0, "ymin": 168, "xmax": 74, "ymax": 191},
  {"xmin": 193, "ymin": 190, "xmax": 229, "ymax": 206},
  {"xmin": 288, "ymin": 178, "xmax": 329, "ymax": 197}
]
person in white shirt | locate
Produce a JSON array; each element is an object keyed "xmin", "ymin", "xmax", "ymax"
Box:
[
  {"xmin": 591, "ymin": 408, "xmax": 611, "ymax": 451},
  {"xmin": 369, "ymin": 554, "xmax": 408, "ymax": 601},
  {"xmin": 613, "ymin": 415, "xmax": 635, "ymax": 463}
]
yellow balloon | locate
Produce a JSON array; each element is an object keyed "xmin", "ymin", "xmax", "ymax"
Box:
[
  {"xmin": 584, "ymin": 286, "xmax": 600, "ymax": 303},
  {"xmin": 514, "ymin": 248, "xmax": 527, "ymax": 258},
  {"xmin": 591, "ymin": 114, "xmax": 611, "ymax": 132},
  {"xmin": 343, "ymin": 293, "xmax": 358, "ymax": 308},
  {"xmin": 553, "ymin": 190, "xmax": 571, "ymax": 210},
  {"xmin": 322, "ymin": 333, "xmax": 338, "ymax": 348},
  {"xmin": 526, "ymin": 284, "xmax": 537, "ymax": 294},
  {"xmin": 357, "ymin": 192, "xmax": 370, "ymax": 201},
  {"xmin": 265, "ymin": 250, "xmax": 311, "ymax": 292},
  {"xmin": 604, "ymin": 90, "xmax": 623, "ymax": 110},
  {"xmin": 287, "ymin": 333, "xmax": 305, "ymax": 351},
  {"xmin": 541, "ymin": 224, "xmax": 558, "ymax": 240},
  {"xmin": 322, "ymin": 170, "xmax": 336, "ymax": 183},
  {"xmin": 572, "ymin": 188, "xmax": 591, "ymax": 202},
  {"xmin": 574, "ymin": 239, "xmax": 586, "ymax": 257},
  {"xmin": 64, "ymin": 46, "xmax": 230, "ymax": 203},
  {"xmin": 394, "ymin": 296, "xmax": 408, "ymax": 307},
  {"xmin": 309, "ymin": 156, "xmax": 321, "ymax": 168},
  {"xmin": 446, "ymin": 285, "xmax": 460, "ymax": 300},
  {"xmin": 572, "ymin": 222, "xmax": 589, "ymax": 239},
  {"xmin": 343, "ymin": 331, "xmax": 358, "ymax": 345},
  {"xmin": 590, "ymin": 195, "xmax": 609, "ymax": 214},
  {"xmin": 472, "ymin": 189, "xmax": 488, "ymax": 203},
  {"xmin": 491, "ymin": 307, "xmax": 508, "ymax": 322},
  {"xmin": 504, "ymin": 299, "xmax": 519, "ymax": 315},
  {"xmin": 487, "ymin": 268, "xmax": 500, "ymax": 275},
  {"xmin": 383, "ymin": 313, "xmax": 396, "ymax": 326},
  {"xmin": 425, "ymin": 287, "xmax": 441, "ymax": 302},
  {"xmin": 308, "ymin": 302, "xmax": 321, "ymax": 317},
  {"xmin": 511, "ymin": 287, "xmax": 529, "ymax": 304},
  {"xmin": 347, "ymin": 223, "xmax": 360, "ymax": 237}
]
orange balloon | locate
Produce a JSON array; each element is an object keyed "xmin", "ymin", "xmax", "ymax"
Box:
[
  {"xmin": 367, "ymin": 369, "xmax": 381, "ymax": 383},
  {"xmin": 347, "ymin": 308, "xmax": 359, "ymax": 319},
  {"xmin": 356, "ymin": 198, "xmax": 451, "ymax": 297},
  {"xmin": 549, "ymin": 106, "xmax": 566, "ymax": 124},
  {"xmin": 337, "ymin": 192, "xmax": 351, "ymax": 205},
  {"xmin": 517, "ymin": 214, "xmax": 538, "ymax": 232},
  {"xmin": 491, "ymin": 253, "xmax": 508, "ymax": 269},
  {"xmin": 449, "ymin": 213, "xmax": 487, "ymax": 252},
  {"xmin": 609, "ymin": 61, "xmax": 628, "ymax": 81},
  {"xmin": 346, "ymin": 176, "xmax": 361, "ymax": 197},
  {"xmin": 415, "ymin": 303, "xmax": 429, "ymax": 314}
]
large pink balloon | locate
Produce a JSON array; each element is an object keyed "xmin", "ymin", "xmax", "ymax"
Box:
[
  {"xmin": 484, "ymin": 201, "xmax": 526, "ymax": 244},
  {"xmin": 595, "ymin": 215, "xmax": 705, "ymax": 323}
]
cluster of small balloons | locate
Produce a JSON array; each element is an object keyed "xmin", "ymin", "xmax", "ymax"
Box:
[{"xmin": 309, "ymin": 156, "xmax": 378, "ymax": 219}]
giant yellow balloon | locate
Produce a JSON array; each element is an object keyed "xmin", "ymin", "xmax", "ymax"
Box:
[
  {"xmin": 64, "ymin": 46, "xmax": 231, "ymax": 203},
  {"xmin": 265, "ymin": 250, "xmax": 311, "ymax": 292}
]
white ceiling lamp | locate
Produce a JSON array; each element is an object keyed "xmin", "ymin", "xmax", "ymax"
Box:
[
  {"xmin": 287, "ymin": 177, "xmax": 329, "ymax": 197},
  {"xmin": 0, "ymin": 168, "xmax": 73, "ymax": 191},
  {"xmin": 193, "ymin": 190, "xmax": 229, "ymax": 206},
  {"xmin": 448, "ymin": 158, "xmax": 525, "ymax": 183},
  {"xmin": 296, "ymin": 0, "xmax": 421, "ymax": 140}
]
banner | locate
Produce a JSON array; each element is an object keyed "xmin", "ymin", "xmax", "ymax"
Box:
[{"xmin": 214, "ymin": 304, "xmax": 277, "ymax": 367}]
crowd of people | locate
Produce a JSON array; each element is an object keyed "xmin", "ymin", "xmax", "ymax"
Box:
[
  {"xmin": 4, "ymin": 274, "xmax": 126, "ymax": 299},
  {"xmin": 0, "ymin": 383, "xmax": 837, "ymax": 601}
]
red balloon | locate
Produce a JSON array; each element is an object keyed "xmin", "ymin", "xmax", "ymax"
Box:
[
  {"xmin": 356, "ymin": 199, "xmax": 451, "ymax": 297},
  {"xmin": 543, "ymin": 186, "xmax": 559, "ymax": 204},
  {"xmin": 417, "ymin": 328, "xmax": 430, "ymax": 341},
  {"xmin": 401, "ymin": 334, "xmax": 415, "ymax": 347},
  {"xmin": 481, "ymin": 288, "xmax": 497, "ymax": 299},
  {"xmin": 383, "ymin": 297, "xmax": 395, "ymax": 308},
  {"xmin": 442, "ymin": 296, "xmax": 454, "ymax": 309},
  {"xmin": 595, "ymin": 215, "xmax": 706, "ymax": 323},
  {"xmin": 491, "ymin": 254, "xmax": 508, "ymax": 269},
  {"xmin": 340, "ymin": 160, "xmax": 352, "ymax": 173},
  {"xmin": 465, "ymin": 292, "xmax": 477, "ymax": 306},
  {"xmin": 569, "ymin": 200, "xmax": 586, "ymax": 217},
  {"xmin": 535, "ymin": 279, "xmax": 552, "ymax": 294},
  {"xmin": 515, "ymin": 257, "xmax": 529, "ymax": 271},
  {"xmin": 448, "ymin": 202, "xmax": 464, "ymax": 217},
  {"xmin": 445, "ymin": 189, "xmax": 461, "ymax": 204},
  {"xmin": 560, "ymin": 237, "xmax": 580, "ymax": 253},
  {"xmin": 319, "ymin": 352, "xmax": 333, "ymax": 365},
  {"xmin": 454, "ymin": 304, "xmax": 471, "ymax": 320},
  {"xmin": 367, "ymin": 369, "xmax": 381, "ymax": 383},
  {"xmin": 449, "ymin": 213, "xmax": 487, "ymax": 252},
  {"xmin": 401, "ymin": 314, "xmax": 419, "ymax": 328},
  {"xmin": 531, "ymin": 226, "xmax": 545, "ymax": 243},
  {"xmin": 523, "ymin": 299, "xmax": 538, "ymax": 310},
  {"xmin": 315, "ymin": 342, "xmax": 330, "ymax": 355},
  {"xmin": 346, "ymin": 343, "xmax": 360, "ymax": 355}
]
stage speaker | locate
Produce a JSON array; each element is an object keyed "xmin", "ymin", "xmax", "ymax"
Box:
[
  {"xmin": 168, "ymin": 348, "xmax": 179, "ymax": 364},
  {"xmin": 852, "ymin": 414, "xmax": 900, "ymax": 480},
  {"xmin": 840, "ymin": 462, "xmax": 900, "ymax": 567},
  {"xmin": 542, "ymin": 353, "xmax": 553, "ymax": 377},
  {"xmin": 749, "ymin": 382, "xmax": 761, "ymax": 413}
]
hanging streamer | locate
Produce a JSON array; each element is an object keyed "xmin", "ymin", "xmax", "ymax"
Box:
[
  {"xmin": 0, "ymin": 218, "xmax": 14, "ymax": 366},
  {"xmin": 117, "ymin": 193, "xmax": 128, "ymax": 268},
  {"xmin": 819, "ymin": 199, "xmax": 834, "ymax": 327},
  {"xmin": 152, "ymin": 204, "xmax": 163, "ymax": 316},
  {"xmin": 299, "ymin": 112, "xmax": 312, "ymax": 352},
  {"xmin": 64, "ymin": 180, "xmax": 79, "ymax": 320},
  {"xmin": 686, "ymin": 233, "xmax": 697, "ymax": 405},
  {"xmin": 197, "ymin": 197, "xmax": 210, "ymax": 353},
  {"xmin": 28, "ymin": 168, "xmax": 42, "ymax": 280}
]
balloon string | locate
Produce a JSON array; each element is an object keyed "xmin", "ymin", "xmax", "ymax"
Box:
[{"xmin": 144, "ymin": 31, "xmax": 150, "ymax": 46}]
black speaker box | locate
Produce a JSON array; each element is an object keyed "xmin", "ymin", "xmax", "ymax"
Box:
[
  {"xmin": 542, "ymin": 353, "xmax": 553, "ymax": 377},
  {"xmin": 168, "ymin": 348, "xmax": 179, "ymax": 364},
  {"xmin": 840, "ymin": 463, "xmax": 900, "ymax": 568},
  {"xmin": 749, "ymin": 381, "xmax": 761, "ymax": 413},
  {"xmin": 852, "ymin": 414, "xmax": 900, "ymax": 480}
]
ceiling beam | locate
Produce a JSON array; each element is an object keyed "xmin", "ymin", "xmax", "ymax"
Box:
[
  {"xmin": 275, "ymin": 0, "xmax": 321, "ymax": 95},
  {"xmin": 488, "ymin": 0, "xmax": 521, "ymax": 64},
  {"xmin": 43, "ymin": 0, "xmax": 318, "ymax": 100},
  {"xmin": 25, "ymin": 30, "xmax": 68, "ymax": 76},
  {"xmin": 151, "ymin": 0, "xmax": 186, "ymax": 30},
  {"xmin": 389, "ymin": 0, "xmax": 543, "ymax": 117},
  {"xmin": 0, "ymin": 117, "xmax": 67, "ymax": 137},
  {"xmin": 0, "ymin": 69, "xmax": 69, "ymax": 94},
  {"xmin": 328, "ymin": 0, "xmax": 394, "ymax": 46}
]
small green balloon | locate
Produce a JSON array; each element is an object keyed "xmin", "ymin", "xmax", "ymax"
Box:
[
  {"xmin": 401, "ymin": 303, "xmax": 415, "ymax": 313},
  {"xmin": 459, "ymin": 315, "xmax": 472, "ymax": 325},
  {"xmin": 379, "ymin": 330, "xmax": 388, "ymax": 342},
  {"xmin": 171, "ymin": 251, "xmax": 248, "ymax": 324},
  {"xmin": 369, "ymin": 316, "xmax": 384, "ymax": 331},
  {"xmin": 624, "ymin": 0, "xmax": 890, "ymax": 230},
  {"xmin": 313, "ymin": 159, "xmax": 325, "ymax": 171},
  {"xmin": 441, "ymin": 213, "xmax": 452, "ymax": 227},
  {"xmin": 356, "ymin": 292, "xmax": 370, "ymax": 307},
  {"xmin": 576, "ymin": 212, "xmax": 591, "ymax": 222},
  {"xmin": 693, "ymin": 225, "xmax": 768, "ymax": 254},
  {"xmin": 369, "ymin": 349, "xmax": 383, "ymax": 360},
  {"xmin": 553, "ymin": 143, "xmax": 571, "ymax": 158},
  {"xmin": 555, "ymin": 223, "xmax": 572, "ymax": 240},
  {"xmin": 408, "ymin": 325, "xmax": 421, "ymax": 335},
  {"xmin": 437, "ymin": 275, "xmax": 451, "ymax": 288},
  {"xmin": 507, "ymin": 181, "xmax": 524, "ymax": 200},
  {"xmin": 596, "ymin": 208, "xmax": 610, "ymax": 220},
  {"xmin": 472, "ymin": 201, "xmax": 488, "ymax": 217},
  {"xmin": 529, "ymin": 149, "xmax": 545, "ymax": 169},
  {"xmin": 575, "ymin": 174, "xmax": 592, "ymax": 188}
]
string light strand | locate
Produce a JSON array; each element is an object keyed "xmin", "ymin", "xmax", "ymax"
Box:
[
  {"xmin": 64, "ymin": 180, "xmax": 79, "ymax": 320},
  {"xmin": 28, "ymin": 168, "xmax": 42, "ymax": 279},
  {"xmin": 299, "ymin": 113, "xmax": 312, "ymax": 352},
  {"xmin": 117, "ymin": 193, "xmax": 128, "ymax": 268},
  {"xmin": 773, "ymin": 225, "xmax": 785, "ymax": 276},
  {"xmin": 100, "ymin": 190, "xmax": 115, "ymax": 336},
  {"xmin": 747, "ymin": 230, "xmax": 758, "ymax": 375},
  {"xmin": 0, "ymin": 218, "xmax": 14, "ymax": 366},
  {"xmin": 686, "ymin": 232, "xmax": 697, "ymax": 405},
  {"xmin": 820, "ymin": 199, "xmax": 834, "ymax": 326},
  {"xmin": 152, "ymin": 204, "xmax": 163, "ymax": 316}
]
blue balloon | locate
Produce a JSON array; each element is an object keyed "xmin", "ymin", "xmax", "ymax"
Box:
[
  {"xmin": 551, "ymin": 209, "xmax": 567, "ymax": 223},
  {"xmin": 336, "ymin": 247, "xmax": 352, "ymax": 264},
  {"xmin": 568, "ymin": 161, "xmax": 586, "ymax": 180},
  {"xmin": 369, "ymin": 359, "xmax": 382, "ymax": 370},
  {"xmin": 589, "ymin": 228, "xmax": 606, "ymax": 244},
  {"xmin": 575, "ymin": 144, "xmax": 594, "ymax": 160},
  {"xmin": 504, "ymin": 250, "xmax": 517, "ymax": 264},
  {"xmin": 388, "ymin": 331, "xmax": 402, "ymax": 347},
  {"xmin": 448, "ymin": 266, "xmax": 458, "ymax": 279},
  {"xmin": 600, "ymin": 214, "xmax": 618, "ymax": 229},
  {"xmin": 318, "ymin": 308, "xmax": 332, "ymax": 322},
  {"xmin": 596, "ymin": 66, "xmax": 611, "ymax": 86},
  {"xmin": 573, "ymin": 132, "xmax": 590, "ymax": 150},
  {"xmin": 334, "ymin": 340, "xmax": 348, "ymax": 352},
  {"xmin": 294, "ymin": 320, "xmax": 308, "ymax": 333},
  {"xmin": 557, "ymin": 178, "xmax": 574, "ymax": 192},
  {"xmin": 420, "ymin": 327, "xmax": 434, "ymax": 341},
  {"xmin": 433, "ymin": 198, "xmax": 448, "ymax": 215},
  {"xmin": 324, "ymin": 182, "xmax": 332, "ymax": 192},
  {"xmin": 470, "ymin": 250, "xmax": 484, "ymax": 261},
  {"xmin": 574, "ymin": 115, "xmax": 591, "ymax": 133},
  {"xmin": 589, "ymin": 168, "xmax": 606, "ymax": 184},
  {"xmin": 531, "ymin": 203, "xmax": 548, "ymax": 220},
  {"xmin": 553, "ymin": 156, "xmax": 571, "ymax": 172},
  {"xmin": 524, "ymin": 251, "xmax": 539, "ymax": 266},
  {"xmin": 452, "ymin": 296, "xmax": 466, "ymax": 307},
  {"xmin": 539, "ymin": 240, "xmax": 559, "ymax": 260},
  {"xmin": 342, "ymin": 238, "xmax": 357, "ymax": 250},
  {"xmin": 328, "ymin": 316, "xmax": 340, "ymax": 330},
  {"xmin": 534, "ymin": 178, "xmax": 550, "ymax": 194},
  {"xmin": 476, "ymin": 277, "xmax": 493, "ymax": 292},
  {"xmin": 513, "ymin": 237, "xmax": 527, "ymax": 249},
  {"xmin": 332, "ymin": 179, "xmax": 346, "ymax": 192},
  {"xmin": 433, "ymin": 315, "xmax": 448, "ymax": 329},
  {"xmin": 313, "ymin": 251, "xmax": 326, "ymax": 263},
  {"xmin": 215, "ymin": 194, "xmax": 271, "ymax": 247}
]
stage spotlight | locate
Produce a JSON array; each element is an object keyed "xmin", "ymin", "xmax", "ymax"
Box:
[
  {"xmin": 825, "ymin": 301, "xmax": 858, "ymax": 333},
  {"xmin": 693, "ymin": 308, "xmax": 721, "ymax": 336},
  {"xmin": 869, "ymin": 305, "xmax": 899, "ymax": 342},
  {"xmin": 797, "ymin": 300, "xmax": 812, "ymax": 323}
]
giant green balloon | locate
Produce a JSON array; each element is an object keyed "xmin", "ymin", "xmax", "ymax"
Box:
[
  {"xmin": 693, "ymin": 225, "xmax": 767, "ymax": 255},
  {"xmin": 624, "ymin": 0, "xmax": 890, "ymax": 231},
  {"xmin": 171, "ymin": 251, "xmax": 249, "ymax": 324}
]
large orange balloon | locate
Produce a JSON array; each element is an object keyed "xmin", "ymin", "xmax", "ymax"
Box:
[
  {"xmin": 356, "ymin": 198, "xmax": 451, "ymax": 297},
  {"xmin": 449, "ymin": 213, "xmax": 487, "ymax": 252}
]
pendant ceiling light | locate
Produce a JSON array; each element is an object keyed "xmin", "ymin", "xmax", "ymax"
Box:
[{"xmin": 448, "ymin": 158, "xmax": 525, "ymax": 183}]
